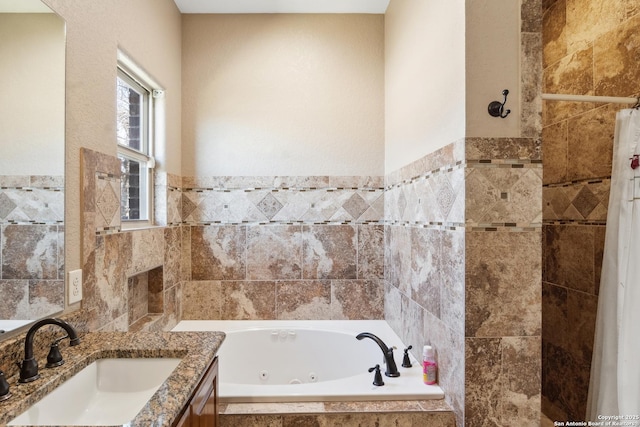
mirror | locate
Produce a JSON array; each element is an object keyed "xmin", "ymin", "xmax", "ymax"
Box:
[{"xmin": 0, "ymin": 0, "xmax": 65, "ymax": 335}]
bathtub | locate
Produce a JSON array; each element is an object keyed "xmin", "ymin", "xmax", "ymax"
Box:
[{"xmin": 172, "ymin": 320, "xmax": 444, "ymax": 403}]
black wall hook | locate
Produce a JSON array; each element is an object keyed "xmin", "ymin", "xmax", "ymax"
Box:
[{"xmin": 488, "ymin": 89, "xmax": 511, "ymax": 118}]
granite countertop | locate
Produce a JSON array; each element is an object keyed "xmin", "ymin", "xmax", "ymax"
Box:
[{"xmin": 0, "ymin": 330, "xmax": 225, "ymax": 427}]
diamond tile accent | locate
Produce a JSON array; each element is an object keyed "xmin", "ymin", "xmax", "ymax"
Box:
[
  {"xmin": 181, "ymin": 183, "xmax": 384, "ymax": 224},
  {"xmin": 543, "ymin": 179, "xmax": 610, "ymax": 221},
  {"xmin": 256, "ymin": 193, "xmax": 284, "ymax": 220},
  {"xmin": 0, "ymin": 192, "xmax": 17, "ymax": 220},
  {"xmin": 572, "ymin": 186, "xmax": 600, "ymax": 218},
  {"xmin": 182, "ymin": 193, "xmax": 198, "ymax": 220},
  {"xmin": 342, "ymin": 192, "xmax": 369, "ymax": 220},
  {"xmin": 96, "ymin": 179, "xmax": 120, "ymax": 227},
  {"xmin": 435, "ymin": 176, "xmax": 456, "ymax": 220}
]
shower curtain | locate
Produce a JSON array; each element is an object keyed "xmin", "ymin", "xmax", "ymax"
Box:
[{"xmin": 587, "ymin": 109, "xmax": 640, "ymax": 420}]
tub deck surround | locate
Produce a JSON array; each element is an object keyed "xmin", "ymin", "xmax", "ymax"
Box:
[
  {"xmin": 174, "ymin": 320, "xmax": 455, "ymax": 426},
  {"xmin": 173, "ymin": 320, "xmax": 444, "ymax": 403},
  {"xmin": 0, "ymin": 330, "xmax": 225, "ymax": 427},
  {"xmin": 218, "ymin": 399, "xmax": 456, "ymax": 426}
]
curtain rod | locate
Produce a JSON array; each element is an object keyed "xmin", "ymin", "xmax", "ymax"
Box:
[{"xmin": 542, "ymin": 93, "xmax": 640, "ymax": 105}]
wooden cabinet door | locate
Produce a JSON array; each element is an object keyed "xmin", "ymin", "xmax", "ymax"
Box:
[
  {"xmin": 172, "ymin": 356, "xmax": 218, "ymax": 427},
  {"xmin": 191, "ymin": 357, "xmax": 218, "ymax": 427},
  {"xmin": 173, "ymin": 406, "xmax": 192, "ymax": 427}
]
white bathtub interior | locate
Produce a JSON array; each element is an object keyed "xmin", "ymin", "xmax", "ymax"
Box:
[{"xmin": 173, "ymin": 320, "xmax": 444, "ymax": 403}]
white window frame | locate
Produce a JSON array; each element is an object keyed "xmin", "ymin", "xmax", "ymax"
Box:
[{"xmin": 116, "ymin": 52, "xmax": 161, "ymax": 229}]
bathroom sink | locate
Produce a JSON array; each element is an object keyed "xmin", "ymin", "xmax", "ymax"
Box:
[{"xmin": 8, "ymin": 357, "xmax": 182, "ymax": 426}]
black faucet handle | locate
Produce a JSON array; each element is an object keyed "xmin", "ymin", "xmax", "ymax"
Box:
[
  {"xmin": 368, "ymin": 364, "xmax": 385, "ymax": 386},
  {"xmin": 46, "ymin": 343, "xmax": 64, "ymax": 368},
  {"xmin": 0, "ymin": 370, "xmax": 10, "ymax": 401},
  {"xmin": 402, "ymin": 345, "xmax": 413, "ymax": 368},
  {"xmin": 46, "ymin": 335, "xmax": 73, "ymax": 368}
]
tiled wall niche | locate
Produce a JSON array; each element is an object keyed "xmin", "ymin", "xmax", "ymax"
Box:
[
  {"xmin": 541, "ymin": 0, "xmax": 640, "ymax": 420},
  {"xmin": 128, "ymin": 267, "xmax": 164, "ymax": 328},
  {"xmin": 0, "ymin": 176, "xmax": 65, "ymax": 321}
]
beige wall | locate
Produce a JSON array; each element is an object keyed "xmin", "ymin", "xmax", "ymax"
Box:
[
  {"xmin": 465, "ymin": 0, "xmax": 522, "ymax": 138},
  {"xmin": 385, "ymin": 0, "xmax": 524, "ymax": 174},
  {"xmin": 181, "ymin": 14, "xmax": 384, "ymax": 177},
  {"xmin": 41, "ymin": 0, "xmax": 182, "ymax": 275},
  {"xmin": 384, "ymin": 0, "xmax": 465, "ymax": 173},
  {"xmin": 0, "ymin": 13, "xmax": 64, "ymax": 175}
]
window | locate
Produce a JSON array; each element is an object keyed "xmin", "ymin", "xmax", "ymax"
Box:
[{"xmin": 116, "ymin": 67, "xmax": 154, "ymax": 225}]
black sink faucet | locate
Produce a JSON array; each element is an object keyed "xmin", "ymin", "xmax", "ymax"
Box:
[
  {"xmin": 18, "ymin": 318, "xmax": 80, "ymax": 383},
  {"xmin": 356, "ymin": 332, "xmax": 400, "ymax": 377}
]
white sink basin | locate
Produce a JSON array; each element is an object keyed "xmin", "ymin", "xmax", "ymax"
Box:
[{"xmin": 9, "ymin": 357, "xmax": 182, "ymax": 426}]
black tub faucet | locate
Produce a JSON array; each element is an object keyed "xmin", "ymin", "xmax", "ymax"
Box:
[
  {"xmin": 356, "ymin": 332, "xmax": 400, "ymax": 377},
  {"xmin": 18, "ymin": 318, "xmax": 80, "ymax": 383}
]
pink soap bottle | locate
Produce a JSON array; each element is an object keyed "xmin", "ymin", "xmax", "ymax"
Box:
[{"xmin": 422, "ymin": 345, "xmax": 438, "ymax": 385}]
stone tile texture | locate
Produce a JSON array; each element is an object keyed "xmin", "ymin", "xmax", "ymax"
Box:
[{"xmin": 541, "ymin": 0, "xmax": 636, "ymax": 419}]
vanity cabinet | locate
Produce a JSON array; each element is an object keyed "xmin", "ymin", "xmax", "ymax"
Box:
[{"xmin": 174, "ymin": 356, "xmax": 219, "ymax": 427}]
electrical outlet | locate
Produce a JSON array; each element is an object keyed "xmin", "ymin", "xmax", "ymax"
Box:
[{"xmin": 68, "ymin": 269, "xmax": 83, "ymax": 304}]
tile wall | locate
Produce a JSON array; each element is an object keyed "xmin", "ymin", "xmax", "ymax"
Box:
[
  {"xmin": 384, "ymin": 136, "xmax": 543, "ymax": 427},
  {"xmin": 383, "ymin": 1, "xmax": 543, "ymax": 424},
  {"xmin": 0, "ymin": 176, "xmax": 64, "ymax": 321},
  {"xmin": 181, "ymin": 176, "xmax": 385, "ymax": 321},
  {"xmin": 79, "ymin": 148, "xmax": 183, "ymax": 332},
  {"xmin": 464, "ymin": 138, "xmax": 542, "ymax": 427},
  {"xmin": 384, "ymin": 141, "xmax": 466, "ymax": 425},
  {"xmin": 542, "ymin": 0, "xmax": 640, "ymax": 420},
  {"xmin": 75, "ymin": 150, "xmax": 387, "ymax": 332}
]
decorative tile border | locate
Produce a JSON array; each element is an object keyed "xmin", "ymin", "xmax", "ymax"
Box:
[
  {"xmin": 385, "ymin": 163, "xmax": 465, "ymax": 189},
  {"xmin": 543, "ymin": 178, "xmax": 610, "ymax": 222},
  {"xmin": 0, "ymin": 176, "xmax": 64, "ymax": 225},
  {"xmin": 182, "ymin": 175, "xmax": 384, "ymax": 190},
  {"xmin": 385, "ymin": 160, "xmax": 542, "ymax": 230},
  {"xmin": 466, "ymin": 159, "xmax": 543, "ymax": 166},
  {"xmin": 469, "ymin": 225, "xmax": 540, "ymax": 232},
  {"xmin": 385, "ymin": 221, "xmax": 465, "ymax": 230},
  {"xmin": 181, "ymin": 182, "xmax": 385, "ymax": 225}
]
